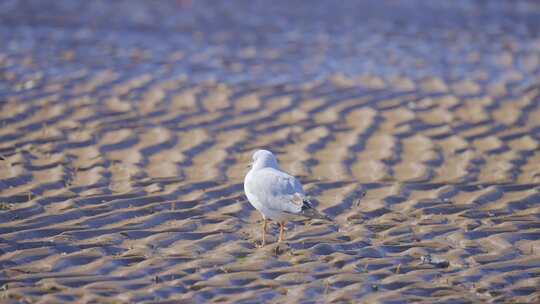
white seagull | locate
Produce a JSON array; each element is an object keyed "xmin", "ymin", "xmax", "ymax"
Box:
[{"xmin": 244, "ymin": 149, "xmax": 329, "ymax": 247}]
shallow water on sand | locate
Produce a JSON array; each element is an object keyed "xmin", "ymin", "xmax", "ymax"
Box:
[{"xmin": 1, "ymin": 1, "xmax": 540, "ymax": 303}]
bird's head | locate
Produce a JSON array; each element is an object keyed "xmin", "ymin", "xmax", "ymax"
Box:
[{"xmin": 250, "ymin": 149, "xmax": 280, "ymax": 170}]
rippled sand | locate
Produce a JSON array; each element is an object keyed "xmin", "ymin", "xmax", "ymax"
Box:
[{"xmin": 2, "ymin": 1, "xmax": 540, "ymax": 303}]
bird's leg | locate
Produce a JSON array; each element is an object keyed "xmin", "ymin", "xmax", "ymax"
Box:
[
  {"xmin": 259, "ymin": 218, "xmax": 267, "ymax": 247},
  {"xmin": 278, "ymin": 222, "xmax": 286, "ymax": 243}
]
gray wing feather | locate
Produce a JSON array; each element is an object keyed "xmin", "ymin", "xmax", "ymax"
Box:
[{"xmin": 246, "ymin": 167, "xmax": 305, "ymax": 214}]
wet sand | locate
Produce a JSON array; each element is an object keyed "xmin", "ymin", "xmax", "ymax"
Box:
[{"xmin": 1, "ymin": 0, "xmax": 540, "ymax": 303}]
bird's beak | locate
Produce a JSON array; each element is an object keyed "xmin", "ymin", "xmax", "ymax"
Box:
[{"xmin": 247, "ymin": 162, "xmax": 252, "ymax": 169}]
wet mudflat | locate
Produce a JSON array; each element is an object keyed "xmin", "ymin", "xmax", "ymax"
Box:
[{"xmin": 1, "ymin": 0, "xmax": 540, "ymax": 303}]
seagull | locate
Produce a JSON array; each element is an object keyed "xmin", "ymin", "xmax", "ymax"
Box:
[{"xmin": 244, "ymin": 149, "xmax": 329, "ymax": 247}]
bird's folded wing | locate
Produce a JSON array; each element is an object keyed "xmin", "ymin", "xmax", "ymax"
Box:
[{"xmin": 246, "ymin": 168, "xmax": 306, "ymax": 214}]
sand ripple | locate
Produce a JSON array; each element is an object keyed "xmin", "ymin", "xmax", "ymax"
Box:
[{"xmin": 2, "ymin": 0, "xmax": 540, "ymax": 303}]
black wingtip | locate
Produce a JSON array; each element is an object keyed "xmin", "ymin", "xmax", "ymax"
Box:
[
  {"xmin": 301, "ymin": 199, "xmax": 313, "ymax": 211},
  {"xmin": 301, "ymin": 199, "xmax": 332, "ymax": 221}
]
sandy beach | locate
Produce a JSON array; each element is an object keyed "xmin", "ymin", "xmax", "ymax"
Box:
[{"xmin": 1, "ymin": 0, "xmax": 540, "ymax": 303}]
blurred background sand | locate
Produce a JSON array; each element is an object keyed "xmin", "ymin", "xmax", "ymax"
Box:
[{"xmin": 1, "ymin": 0, "xmax": 540, "ymax": 303}]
